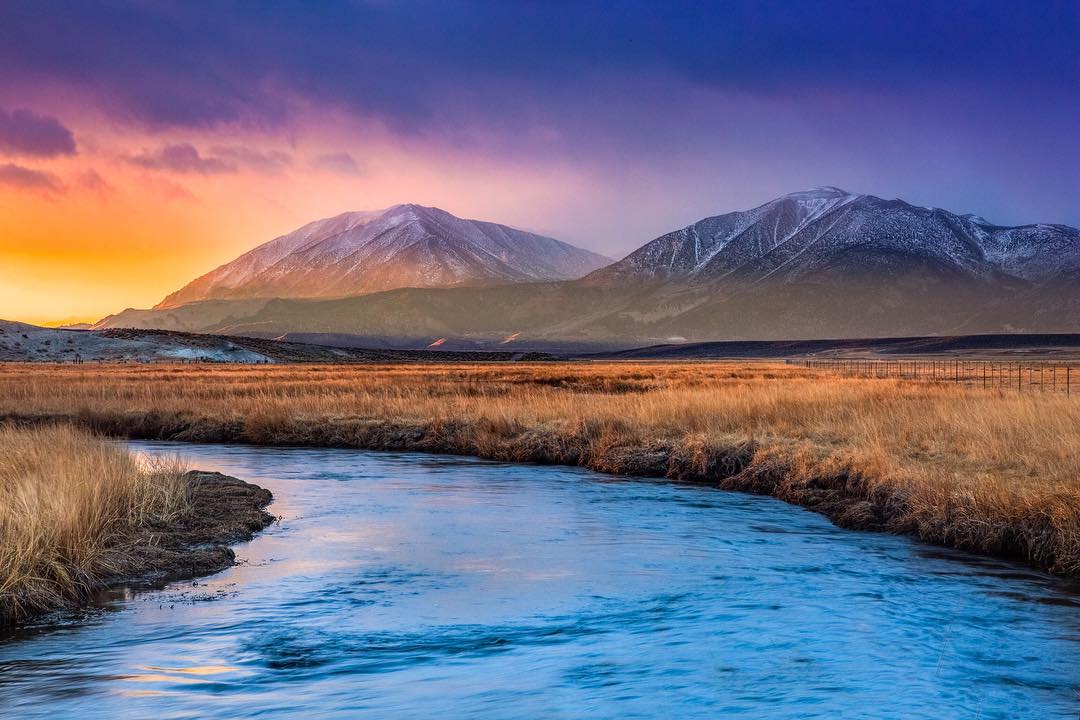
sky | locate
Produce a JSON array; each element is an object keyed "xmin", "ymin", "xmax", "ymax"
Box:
[{"xmin": 1, "ymin": 1, "xmax": 1078, "ymax": 325}]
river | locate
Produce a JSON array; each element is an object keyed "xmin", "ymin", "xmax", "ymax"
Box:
[{"xmin": 1, "ymin": 442, "xmax": 1078, "ymax": 719}]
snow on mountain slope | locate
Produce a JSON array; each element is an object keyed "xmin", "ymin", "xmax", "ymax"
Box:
[
  {"xmin": 98, "ymin": 188, "xmax": 1080, "ymax": 342},
  {"xmin": 589, "ymin": 187, "xmax": 1080, "ymax": 287},
  {"xmin": 157, "ymin": 204, "xmax": 611, "ymax": 308}
]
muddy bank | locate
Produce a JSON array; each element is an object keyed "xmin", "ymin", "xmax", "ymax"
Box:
[
  {"xmin": 110, "ymin": 471, "xmax": 275, "ymax": 586},
  {"xmin": 2, "ymin": 470, "xmax": 274, "ymax": 627},
  {"xmin": 7, "ymin": 409, "xmax": 1075, "ymax": 580}
]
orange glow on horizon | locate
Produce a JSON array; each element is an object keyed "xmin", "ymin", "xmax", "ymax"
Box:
[{"xmin": 0, "ymin": 118, "xmax": 602, "ymax": 326}]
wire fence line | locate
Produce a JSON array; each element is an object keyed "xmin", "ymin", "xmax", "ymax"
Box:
[{"xmin": 789, "ymin": 358, "xmax": 1075, "ymax": 396}]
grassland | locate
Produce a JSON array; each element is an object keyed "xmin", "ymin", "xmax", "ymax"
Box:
[
  {"xmin": 1, "ymin": 361, "xmax": 1078, "ymax": 577},
  {"xmin": 0, "ymin": 425, "xmax": 188, "ymax": 623}
]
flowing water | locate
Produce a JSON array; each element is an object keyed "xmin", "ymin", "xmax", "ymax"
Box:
[{"xmin": 1, "ymin": 443, "xmax": 1079, "ymax": 719}]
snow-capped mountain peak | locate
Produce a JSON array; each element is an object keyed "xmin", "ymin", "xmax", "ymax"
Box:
[
  {"xmin": 155, "ymin": 205, "xmax": 611, "ymax": 308},
  {"xmin": 589, "ymin": 188, "xmax": 1080, "ymax": 286},
  {"xmin": 786, "ymin": 186, "xmax": 856, "ymax": 200}
]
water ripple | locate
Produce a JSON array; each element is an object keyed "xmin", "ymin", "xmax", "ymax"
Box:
[{"xmin": 0, "ymin": 443, "xmax": 1077, "ymax": 719}]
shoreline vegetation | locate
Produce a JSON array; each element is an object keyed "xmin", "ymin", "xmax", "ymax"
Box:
[
  {"xmin": 0, "ymin": 425, "xmax": 274, "ymax": 626},
  {"xmin": 1, "ymin": 362, "xmax": 1078, "ymax": 579}
]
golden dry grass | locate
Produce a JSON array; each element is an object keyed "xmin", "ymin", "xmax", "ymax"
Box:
[
  {"xmin": 1, "ymin": 361, "xmax": 1078, "ymax": 575},
  {"xmin": 0, "ymin": 424, "xmax": 187, "ymax": 623}
]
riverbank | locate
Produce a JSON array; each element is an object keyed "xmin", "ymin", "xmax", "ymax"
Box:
[
  {"xmin": 2, "ymin": 362, "xmax": 1078, "ymax": 578},
  {"xmin": 0, "ymin": 425, "xmax": 274, "ymax": 626}
]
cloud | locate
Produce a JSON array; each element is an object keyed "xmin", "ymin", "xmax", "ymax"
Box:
[
  {"xmin": 127, "ymin": 143, "xmax": 235, "ymax": 174},
  {"xmin": 0, "ymin": 3, "xmax": 1077, "ymax": 231},
  {"xmin": 140, "ymin": 174, "xmax": 196, "ymax": 201},
  {"xmin": 0, "ymin": 107, "xmax": 77, "ymax": 157},
  {"xmin": 0, "ymin": 162, "xmax": 65, "ymax": 195},
  {"xmin": 126, "ymin": 143, "xmax": 293, "ymax": 175},
  {"xmin": 210, "ymin": 145, "xmax": 292, "ymax": 172},
  {"xmin": 0, "ymin": 2, "xmax": 1076, "ymax": 135},
  {"xmin": 311, "ymin": 151, "xmax": 362, "ymax": 175},
  {"xmin": 78, "ymin": 168, "xmax": 112, "ymax": 194}
]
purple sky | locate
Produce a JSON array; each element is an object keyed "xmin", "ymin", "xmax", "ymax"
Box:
[{"xmin": 1, "ymin": 0, "xmax": 1078, "ymax": 260}]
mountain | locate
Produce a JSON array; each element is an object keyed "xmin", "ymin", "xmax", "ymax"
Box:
[
  {"xmin": 572, "ymin": 186, "xmax": 1080, "ymax": 340},
  {"xmin": 156, "ymin": 204, "xmax": 611, "ymax": 308},
  {"xmin": 98, "ymin": 188, "xmax": 1080, "ymax": 343},
  {"xmin": 586, "ymin": 187, "xmax": 1080, "ymax": 286}
]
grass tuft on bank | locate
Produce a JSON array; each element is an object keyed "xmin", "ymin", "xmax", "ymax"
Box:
[{"xmin": 0, "ymin": 425, "xmax": 188, "ymax": 624}]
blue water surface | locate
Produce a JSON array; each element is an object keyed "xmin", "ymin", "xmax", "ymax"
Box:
[{"xmin": 1, "ymin": 442, "xmax": 1077, "ymax": 719}]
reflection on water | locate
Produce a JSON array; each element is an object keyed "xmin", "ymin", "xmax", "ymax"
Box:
[{"xmin": 1, "ymin": 443, "xmax": 1079, "ymax": 719}]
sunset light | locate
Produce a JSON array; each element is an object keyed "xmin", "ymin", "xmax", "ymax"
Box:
[{"xmin": 2, "ymin": 4, "xmax": 1079, "ymax": 718}]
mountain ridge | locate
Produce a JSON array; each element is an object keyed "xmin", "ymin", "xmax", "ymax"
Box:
[
  {"xmin": 100, "ymin": 188, "xmax": 1080, "ymax": 343},
  {"xmin": 156, "ymin": 204, "xmax": 612, "ymax": 308},
  {"xmin": 586, "ymin": 187, "xmax": 1079, "ymax": 287}
]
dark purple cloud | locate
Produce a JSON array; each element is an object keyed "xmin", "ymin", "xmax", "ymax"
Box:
[
  {"xmin": 0, "ymin": 107, "xmax": 76, "ymax": 157},
  {"xmin": 3, "ymin": 2, "xmax": 1076, "ymax": 132},
  {"xmin": 311, "ymin": 152, "xmax": 362, "ymax": 176},
  {"xmin": 211, "ymin": 146, "xmax": 292, "ymax": 173},
  {"xmin": 0, "ymin": 162, "xmax": 64, "ymax": 194},
  {"xmin": 1, "ymin": 1, "xmax": 1078, "ymax": 237},
  {"xmin": 127, "ymin": 143, "xmax": 292, "ymax": 174},
  {"xmin": 127, "ymin": 143, "xmax": 234, "ymax": 174}
]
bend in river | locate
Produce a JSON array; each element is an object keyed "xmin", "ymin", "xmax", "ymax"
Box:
[{"xmin": 1, "ymin": 443, "xmax": 1078, "ymax": 719}]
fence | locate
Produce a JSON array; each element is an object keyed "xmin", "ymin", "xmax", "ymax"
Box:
[{"xmin": 789, "ymin": 358, "xmax": 1074, "ymax": 396}]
